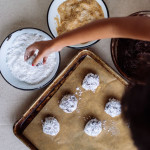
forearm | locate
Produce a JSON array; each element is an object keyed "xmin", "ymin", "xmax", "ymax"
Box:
[
  {"xmin": 25, "ymin": 16, "xmax": 150, "ymax": 65},
  {"xmin": 53, "ymin": 16, "xmax": 150, "ymax": 48},
  {"xmin": 112, "ymin": 16, "xmax": 150, "ymax": 41},
  {"xmin": 53, "ymin": 18, "xmax": 114, "ymax": 48}
]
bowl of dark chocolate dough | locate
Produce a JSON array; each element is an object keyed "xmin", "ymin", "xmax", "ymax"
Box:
[{"xmin": 111, "ymin": 11, "xmax": 150, "ymax": 82}]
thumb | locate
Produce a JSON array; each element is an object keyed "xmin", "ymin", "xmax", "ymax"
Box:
[{"xmin": 25, "ymin": 43, "xmax": 37, "ymax": 61}]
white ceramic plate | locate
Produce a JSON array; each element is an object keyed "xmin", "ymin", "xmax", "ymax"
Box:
[
  {"xmin": 0, "ymin": 28, "xmax": 60, "ymax": 90},
  {"xmin": 47, "ymin": 0, "xmax": 109, "ymax": 49}
]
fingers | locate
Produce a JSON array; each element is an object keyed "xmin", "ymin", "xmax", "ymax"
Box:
[
  {"xmin": 43, "ymin": 57, "xmax": 48, "ymax": 65},
  {"xmin": 24, "ymin": 43, "xmax": 37, "ymax": 61},
  {"xmin": 32, "ymin": 53, "xmax": 43, "ymax": 66}
]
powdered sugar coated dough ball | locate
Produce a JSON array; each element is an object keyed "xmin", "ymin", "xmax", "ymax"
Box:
[
  {"xmin": 59, "ymin": 95, "xmax": 78, "ymax": 113},
  {"xmin": 105, "ymin": 98, "xmax": 121, "ymax": 117},
  {"xmin": 84, "ymin": 118, "xmax": 102, "ymax": 137},
  {"xmin": 42, "ymin": 117, "xmax": 60, "ymax": 136},
  {"xmin": 82, "ymin": 73, "xmax": 99, "ymax": 92}
]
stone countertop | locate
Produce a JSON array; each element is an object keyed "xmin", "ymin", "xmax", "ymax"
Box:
[{"xmin": 0, "ymin": 0, "xmax": 149, "ymax": 149}]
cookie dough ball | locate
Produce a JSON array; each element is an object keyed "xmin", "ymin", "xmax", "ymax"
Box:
[
  {"xmin": 105, "ymin": 98, "xmax": 121, "ymax": 117},
  {"xmin": 42, "ymin": 117, "xmax": 60, "ymax": 136},
  {"xmin": 59, "ymin": 94, "xmax": 78, "ymax": 113},
  {"xmin": 82, "ymin": 73, "xmax": 99, "ymax": 92},
  {"xmin": 84, "ymin": 118, "xmax": 102, "ymax": 137}
]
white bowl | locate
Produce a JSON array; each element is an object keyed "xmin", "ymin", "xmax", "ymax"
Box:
[
  {"xmin": 47, "ymin": 0, "xmax": 109, "ymax": 49},
  {"xmin": 0, "ymin": 28, "xmax": 60, "ymax": 90}
]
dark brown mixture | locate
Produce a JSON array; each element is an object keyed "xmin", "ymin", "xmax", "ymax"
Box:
[{"xmin": 117, "ymin": 39, "xmax": 150, "ymax": 81}]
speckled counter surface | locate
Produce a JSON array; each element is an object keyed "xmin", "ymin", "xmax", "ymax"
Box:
[{"xmin": 0, "ymin": 0, "xmax": 150, "ymax": 149}]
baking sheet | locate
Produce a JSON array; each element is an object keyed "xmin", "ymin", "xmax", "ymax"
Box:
[{"xmin": 23, "ymin": 55, "xmax": 137, "ymax": 150}]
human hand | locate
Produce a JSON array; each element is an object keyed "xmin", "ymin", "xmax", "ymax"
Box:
[{"xmin": 24, "ymin": 40, "xmax": 62, "ymax": 66}]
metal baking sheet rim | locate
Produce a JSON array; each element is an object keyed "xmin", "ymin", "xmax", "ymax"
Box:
[{"xmin": 13, "ymin": 49, "xmax": 128, "ymax": 150}]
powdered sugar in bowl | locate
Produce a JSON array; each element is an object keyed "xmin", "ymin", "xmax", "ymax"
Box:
[{"xmin": 0, "ymin": 28, "xmax": 60, "ymax": 90}]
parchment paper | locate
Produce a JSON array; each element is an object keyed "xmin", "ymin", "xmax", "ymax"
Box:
[{"xmin": 23, "ymin": 56, "xmax": 137, "ymax": 150}]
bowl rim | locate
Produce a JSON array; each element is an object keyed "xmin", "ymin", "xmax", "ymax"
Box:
[
  {"xmin": 47, "ymin": 0, "xmax": 109, "ymax": 49},
  {"xmin": 111, "ymin": 11, "xmax": 150, "ymax": 82},
  {"xmin": 0, "ymin": 27, "xmax": 61, "ymax": 91}
]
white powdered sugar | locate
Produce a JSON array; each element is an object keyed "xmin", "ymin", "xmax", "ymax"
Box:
[
  {"xmin": 102, "ymin": 120, "xmax": 120, "ymax": 136},
  {"xmin": 84, "ymin": 118, "xmax": 102, "ymax": 137},
  {"xmin": 76, "ymin": 87, "xmax": 80, "ymax": 91},
  {"xmin": 42, "ymin": 117, "xmax": 60, "ymax": 136},
  {"xmin": 59, "ymin": 94, "xmax": 78, "ymax": 113},
  {"xmin": 75, "ymin": 87, "xmax": 83, "ymax": 98},
  {"xmin": 105, "ymin": 98, "xmax": 121, "ymax": 117},
  {"xmin": 82, "ymin": 73, "xmax": 99, "ymax": 92},
  {"xmin": 6, "ymin": 33, "xmax": 56, "ymax": 84}
]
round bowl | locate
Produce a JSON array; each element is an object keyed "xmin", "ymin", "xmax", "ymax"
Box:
[
  {"xmin": 0, "ymin": 28, "xmax": 60, "ymax": 90},
  {"xmin": 111, "ymin": 11, "xmax": 150, "ymax": 82},
  {"xmin": 47, "ymin": 0, "xmax": 109, "ymax": 49}
]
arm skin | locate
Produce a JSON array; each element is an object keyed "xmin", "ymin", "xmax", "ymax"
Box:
[{"xmin": 24, "ymin": 16, "xmax": 150, "ymax": 65}]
